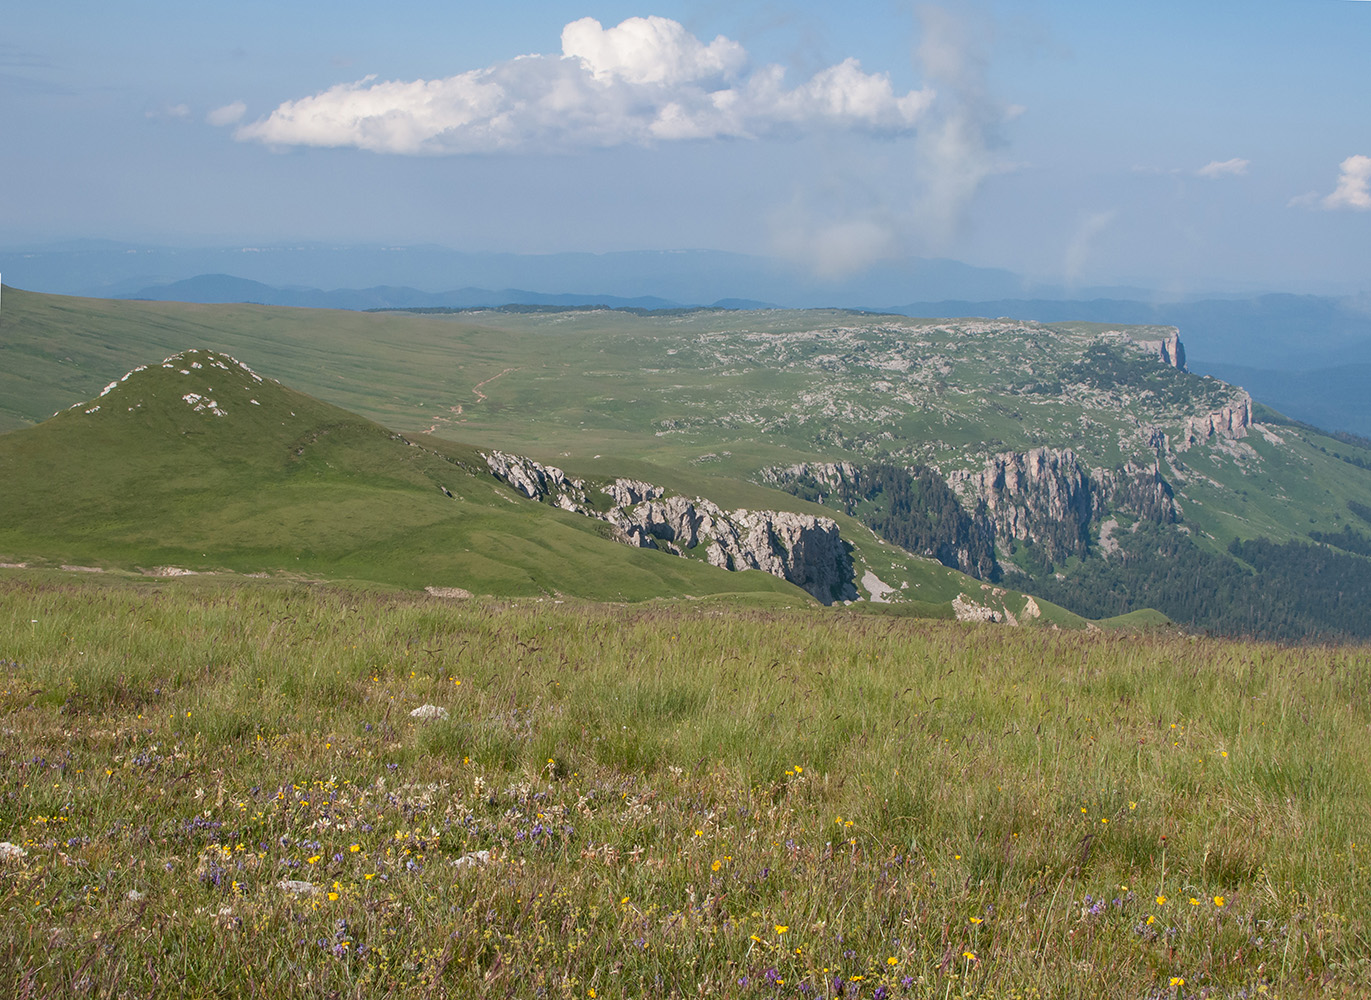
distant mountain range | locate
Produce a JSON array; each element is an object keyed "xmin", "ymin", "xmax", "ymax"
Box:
[{"xmin": 3, "ymin": 241, "xmax": 1369, "ymax": 434}]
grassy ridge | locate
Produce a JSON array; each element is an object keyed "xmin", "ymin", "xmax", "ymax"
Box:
[
  {"xmin": 0, "ymin": 572, "xmax": 1366, "ymax": 996},
  {"xmin": 0, "ymin": 350, "xmax": 809, "ymax": 604}
]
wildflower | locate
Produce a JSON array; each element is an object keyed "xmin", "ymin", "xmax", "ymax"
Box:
[
  {"xmin": 774, "ymin": 925, "xmax": 788, "ymax": 935},
  {"xmin": 1156, "ymin": 895, "xmax": 1167, "ymax": 905},
  {"xmin": 1214, "ymin": 895, "xmax": 1225, "ymax": 907},
  {"xmin": 1189, "ymin": 897, "xmax": 1200, "ymax": 906},
  {"xmin": 328, "ymin": 891, "xmax": 339, "ymax": 901},
  {"xmin": 969, "ymin": 916, "xmax": 982, "ymax": 924},
  {"xmin": 887, "ymin": 956, "xmax": 899, "ymax": 966},
  {"xmin": 1170, "ymin": 977, "xmax": 1185, "ymax": 987},
  {"xmin": 349, "ymin": 844, "xmax": 360, "ymax": 853},
  {"xmin": 712, "ymin": 860, "xmax": 721, "ymax": 872},
  {"xmin": 962, "ymin": 950, "xmax": 977, "ymax": 962}
]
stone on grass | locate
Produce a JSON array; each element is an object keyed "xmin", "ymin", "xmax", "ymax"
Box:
[
  {"xmin": 277, "ymin": 879, "xmax": 320, "ymax": 896},
  {"xmin": 410, "ymin": 704, "xmax": 450, "ymax": 721}
]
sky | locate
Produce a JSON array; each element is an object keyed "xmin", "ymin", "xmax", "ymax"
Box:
[{"xmin": 2, "ymin": 0, "xmax": 1369, "ymax": 294}]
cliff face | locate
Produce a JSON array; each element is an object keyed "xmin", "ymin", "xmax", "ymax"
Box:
[
  {"xmin": 1179, "ymin": 392, "xmax": 1252, "ymax": 450},
  {"xmin": 948, "ymin": 449, "xmax": 1179, "ymax": 564},
  {"xmin": 764, "ymin": 460, "xmax": 998, "ymax": 580},
  {"xmin": 483, "ymin": 452, "xmax": 856, "ymax": 604},
  {"xmin": 949, "ymin": 448, "xmax": 1094, "ymax": 563}
]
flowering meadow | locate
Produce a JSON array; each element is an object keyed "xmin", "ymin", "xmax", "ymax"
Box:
[{"xmin": 0, "ymin": 573, "xmax": 1368, "ymax": 998}]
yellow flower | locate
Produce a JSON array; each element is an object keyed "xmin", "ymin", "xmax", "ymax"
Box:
[
  {"xmin": 1214, "ymin": 895, "xmax": 1225, "ymax": 907},
  {"xmin": 1156, "ymin": 895, "xmax": 1167, "ymax": 905},
  {"xmin": 962, "ymin": 950, "xmax": 977, "ymax": 962},
  {"xmin": 307, "ymin": 855, "xmax": 321, "ymax": 865},
  {"xmin": 328, "ymin": 891, "xmax": 339, "ymax": 901},
  {"xmin": 887, "ymin": 956, "xmax": 899, "ymax": 966},
  {"xmin": 1170, "ymin": 977, "xmax": 1185, "ymax": 987},
  {"xmin": 712, "ymin": 860, "xmax": 721, "ymax": 872},
  {"xmin": 775, "ymin": 925, "xmax": 789, "ymax": 935},
  {"xmin": 1189, "ymin": 897, "xmax": 1200, "ymax": 906},
  {"xmin": 1147, "ymin": 915, "xmax": 1156, "ymax": 925},
  {"xmin": 969, "ymin": 916, "xmax": 982, "ymax": 924},
  {"xmin": 349, "ymin": 844, "xmax": 360, "ymax": 853}
]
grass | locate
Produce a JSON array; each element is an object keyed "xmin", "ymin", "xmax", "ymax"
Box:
[
  {"xmin": 1, "ymin": 571, "xmax": 1367, "ymax": 997},
  {"xmin": 0, "ymin": 347, "xmax": 1064, "ymax": 618},
  {"xmin": 7, "ymin": 285, "xmax": 1366, "ymax": 563}
]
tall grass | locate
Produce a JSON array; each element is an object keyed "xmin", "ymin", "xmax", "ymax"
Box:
[{"xmin": 0, "ymin": 572, "xmax": 1367, "ymax": 997}]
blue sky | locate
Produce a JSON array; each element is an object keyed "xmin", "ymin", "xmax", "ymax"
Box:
[{"xmin": 3, "ymin": 1, "xmax": 1368, "ymax": 293}]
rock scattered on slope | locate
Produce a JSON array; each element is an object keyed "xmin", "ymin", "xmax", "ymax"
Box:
[{"xmin": 483, "ymin": 451, "xmax": 856, "ymax": 604}]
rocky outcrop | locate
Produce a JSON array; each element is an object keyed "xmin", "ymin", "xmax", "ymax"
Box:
[
  {"xmin": 483, "ymin": 453, "xmax": 856, "ymax": 604},
  {"xmin": 949, "ymin": 449, "xmax": 1180, "ymax": 564},
  {"xmin": 762, "ymin": 461, "xmax": 863, "ymax": 498},
  {"xmin": 950, "ymin": 448, "xmax": 1094, "ymax": 563},
  {"xmin": 483, "ymin": 451, "xmax": 589, "ymax": 506},
  {"xmin": 764, "ymin": 460, "xmax": 999, "ymax": 581},
  {"xmin": 1129, "ymin": 328, "xmax": 1186, "ymax": 370},
  {"xmin": 1097, "ymin": 462, "xmax": 1179, "ymax": 524},
  {"xmin": 1180, "ymin": 392, "xmax": 1252, "ymax": 450}
]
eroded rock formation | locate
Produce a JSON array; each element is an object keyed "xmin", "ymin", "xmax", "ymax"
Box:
[{"xmin": 483, "ymin": 452, "xmax": 856, "ymax": 604}]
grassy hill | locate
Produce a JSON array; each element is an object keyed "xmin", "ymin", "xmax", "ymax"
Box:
[
  {"xmin": 3, "ymin": 285, "xmax": 1369, "ymax": 636},
  {"xmin": 0, "ymin": 349, "xmax": 811, "ymax": 603}
]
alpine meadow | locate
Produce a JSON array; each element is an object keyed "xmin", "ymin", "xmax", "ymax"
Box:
[{"xmin": 4, "ymin": 2, "xmax": 1371, "ymax": 998}]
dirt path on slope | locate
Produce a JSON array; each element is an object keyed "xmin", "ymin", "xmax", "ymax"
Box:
[{"xmin": 421, "ymin": 367, "xmax": 519, "ymax": 435}]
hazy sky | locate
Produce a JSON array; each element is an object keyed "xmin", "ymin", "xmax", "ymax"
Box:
[{"xmin": 3, "ymin": 1, "xmax": 1368, "ymax": 292}]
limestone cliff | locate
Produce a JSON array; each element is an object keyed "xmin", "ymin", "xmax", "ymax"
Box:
[
  {"xmin": 483, "ymin": 452, "xmax": 856, "ymax": 604},
  {"xmin": 1179, "ymin": 392, "xmax": 1252, "ymax": 450},
  {"xmin": 948, "ymin": 449, "xmax": 1179, "ymax": 564}
]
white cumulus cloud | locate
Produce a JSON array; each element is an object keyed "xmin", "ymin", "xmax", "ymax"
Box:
[
  {"xmin": 207, "ymin": 101, "xmax": 247, "ymax": 127},
  {"xmin": 1196, "ymin": 157, "xmax": 1249, "ymax": 179},
  {"xmin": 234, "ymin": 16, "xmax": 934, "ymax": 154},
  {"xmin": 1323, "ymin": 154, "xmax": 1371, "ymax": 210}
]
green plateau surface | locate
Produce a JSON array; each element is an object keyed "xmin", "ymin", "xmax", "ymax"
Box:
[{"xmin": 3, "ymin": 285, "xmax": 1369, "ymax": 633}]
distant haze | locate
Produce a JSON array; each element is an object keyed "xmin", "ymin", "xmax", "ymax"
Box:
[{"xmin": 2, "ymin": 2, "xmax": 1368, "ymax": 293}]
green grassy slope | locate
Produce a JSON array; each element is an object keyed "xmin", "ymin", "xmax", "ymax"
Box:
[
  {"xmin": 7, "ymin": 286, "xmax": 1367, "ymax": 631},
  {"xmin": 0, "ymin": 349, "xmax": 809, "ymax": 603},
  {"xmin": 6, "ymin": 287, "xmax": 1365, "ymax": 559}
]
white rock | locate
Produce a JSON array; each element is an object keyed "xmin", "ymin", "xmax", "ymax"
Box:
[
  {"xmin": 277, "ymin": 879, "xmax": 320, "ymax": 895},
  {"xmin": 410, "ymin": 705, "xmax": 450, "ymax": 721}
]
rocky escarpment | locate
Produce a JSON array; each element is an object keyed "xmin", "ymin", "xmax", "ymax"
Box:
[
  {"xmin": 948, "ymin": 448, "xmax": 1095, "ymax": 563},
  {"xmin": 1179, "ymin": 392, "xmax": 1252, "ymax": 450},
  {"xmin": 948, "ymin": 448, "xmax": 1180, "ymax": 565},
  {"xmin": 763, "ymin": 461, "xmax": 998, "ymax": 580},
  {"xmin": 1129, "ymin": 329, "xmax": 1186, "ymax": 370},
  {"xmin": 484, "ymin": 452, "xmax": 856, "ymax": 604}
]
